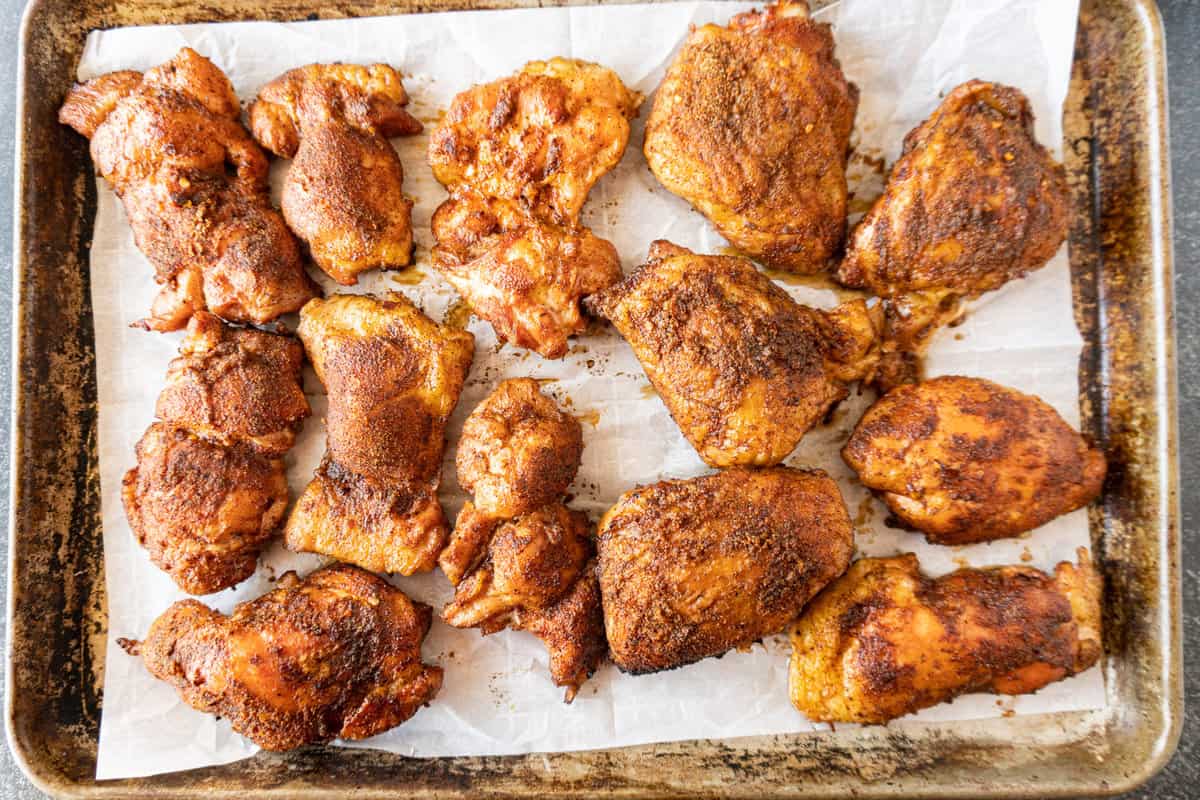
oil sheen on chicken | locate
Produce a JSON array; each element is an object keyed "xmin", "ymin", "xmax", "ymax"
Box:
[
  {"xmin": 789, "ymin": 549, "xmax": 1102, "ymax": 723},
  {"xmin": 250, "ymin": 63, "xmax": 424, "ymax": 284},
  {"xmin": 843, "ymin": 376, "xmax": 1106, "ymax": 544},
  {"xmin": 120, "ymin": 564, "xmax": 443, "ymax": 750},
  {"xmin": 58, "ymin": 48, "xmax": 316, "ymax": 331}
]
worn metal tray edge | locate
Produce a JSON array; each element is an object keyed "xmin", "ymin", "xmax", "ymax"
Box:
[{"xmin": 4, "ymin": 0, "xmax": 1181, "ymax": 797}]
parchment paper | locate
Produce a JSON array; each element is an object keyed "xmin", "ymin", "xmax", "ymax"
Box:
[{"xmin": 76, "ymin": 0, "xmax": 1100, "ymax": 780}]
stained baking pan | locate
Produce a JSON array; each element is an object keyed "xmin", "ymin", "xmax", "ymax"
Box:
[{"xmin": 6, "ymin": 0, "xmax": 1180, "ymax": 797}]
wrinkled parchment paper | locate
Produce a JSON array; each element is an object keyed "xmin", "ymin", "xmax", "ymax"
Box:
[{"xmin": 77, "ymin": 0, "xmax": 1100, "ymax": 780}]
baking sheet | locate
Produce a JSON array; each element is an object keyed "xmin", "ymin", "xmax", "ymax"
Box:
[{"xmin": 76, "ymin": 0, "xmax": 1101, "ymax": 781}]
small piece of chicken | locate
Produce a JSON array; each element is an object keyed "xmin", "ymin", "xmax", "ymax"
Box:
[
  {"xmin": 249, "ymin": 63, "xmax": 423, "ymax": 285},
  {"xmin": 789, "ymin": 549, "xmax": 1102, "ymax": 724},
  {"xmin": 441, "ymin": 379, "xmax": 603, "ymax": 700},
  {"xmin": 843, "ymin": 376, "xmax": 1107, "ymax": 545},
  {"xmin": 123, "ymin": 312, "xmax": 309, "ymax": 594},
  {"xmin": 837, "ymin": 81, "xmax": 1070, "ymax": 388},
  {"xmin": 430, "ymin": 194, "xmax": 622, "ymax": 358},
  {"xmin": 643, "ymin": 0, "xmax": 858, "ymax": 273},
  {"xmin": 119, "ymin": 563, "xmax": 443, "ymax": 750},
  {"xmin": 285, "ymin": 293, "xmax": 474, "ymax": 574},
  {"xmin": 597, "ymin": 466, "xmax": 854, "ymax": 674},
  {"xmin": 585, "ymin": 241, "xmax": 881, "ymax": 467},
  {"xmin": 455, "ymin": 377, "xmax": 584, "ymax": 521},
  {"xmin": 58, "ymin": 48, "xmax": 316, "ymax": 331},
  {"xmin": 428, "ymin": 58, "xmax": 640, "ymax": 358}
]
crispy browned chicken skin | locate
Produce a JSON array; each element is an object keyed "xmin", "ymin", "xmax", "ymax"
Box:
[
  {"xmin": 843, "ymin": 376, "xmax": 1106, "ymax": 544},
  {"xmin": 837, "ymin": 81, "xmax": 1070, "ymax": 388},
  {"xmin": 454, "ymin": 377, "xmax": 583, "ymax": 522},
  {"xmin": 428, "ymin": 58, "xmax": 640, "ymax": 358},
  {"xmin": 790, "ymin": 550, "xmax": 1102, "ymax": 723},
  {"xmin": 597, "ymin": 467, "xmax": 854, "ymax": 674},
  {"xmin": 120, "ymin": 563, "xmax": 443, "ymax": 750},
  {"xmin": 585, "ymin": 241, "xmax": 880, "ymax": 467},
  {"xmin": 285, "ymin": 293, "xmax": 474, "ymax": 574},
  {"xmin": 250, "ymin": 63, "xmax": 423, "ymax": 285},
  {"xmin": 123, "ymin": 312, "xmax": 309, "ymax": 594},
  {"xmin": 644, "ymin": 0, "xmax": 858, "ymax": 273},
  {"xmin": 440, "ymin": 379, "xmax": 603, "ymax": 700},
  {"xmin": 58, "ymin": 48, "xmax": 316, "ymax": 331}
]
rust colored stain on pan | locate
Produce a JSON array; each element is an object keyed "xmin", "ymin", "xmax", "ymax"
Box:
[{"xmin": 7, "ymin": 0, "xmax": 1179, "ymax": 797}]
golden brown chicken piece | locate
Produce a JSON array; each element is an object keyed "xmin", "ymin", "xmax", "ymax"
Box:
[
  {"xmin": 428, "ymin": 58, "xmax": 640, "ymax": 358},
  {"xmin": 123, "ymin": 312, "xmax": 309, "ymax": 594},
  {"xmin": 789, "ymin": 549, "xmax": 1102, "ymax": 724},
  {"xmin": 284, "ymin": 293, "xmax": 474, "ymax": 575},
  {"xmin": 597, "ymin": 466, "xmax": 854, "ymax": 674},
  {"xmin": 441, "ymin": 379, "xmax": 602, "ymax": 700},
  {"xmin": 58, "ymin": 48, "xmax": 316, "ymax": 331},
  {"xmin": 843, "ymin": 376, "xmax": 1106, "ymax": 545},
  {"xmin": 585, "ymin": 241, "xmax": 880, "ymax": 467},
  {"xmin": 454, "ymin": 377, "xmax": 583, "ymax": 520},
  {"xmin": 249, "ymin": 63, "xmax": 423, "ymax": 285},
  {"xmin": 119, "ymin": 563, "xmax": 443, "ymax": 750},
  {"xmin": 837, "ymin": 81, "xmax": 1070, "ymax": 388},
  {"xmin": 643, "ymin": 0, "xmax": 858, "ymax": 273}
]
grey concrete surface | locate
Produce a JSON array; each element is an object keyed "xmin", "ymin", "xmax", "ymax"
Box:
[{"xmin": 0, "ymin": 0, "xmax": 1195, "ymax": 796}]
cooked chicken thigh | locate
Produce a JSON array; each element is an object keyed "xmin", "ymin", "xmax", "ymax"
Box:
[
  {"xmin": 123, "ymin": 312, "xmax": 309, "ymax": 594},
  {"xmin": 59, "ymin": 48, "xmax": 316, "ymax": 330},
  {"xmin": 843, "ymin": 376, "xmax": 1106, "ymax": 544},
  {"xmin": 250, "ymin": 63, "xmax": 423, "ymax": 284},
  {"xmin": 585, "ymin": 241, "xmax": 880, "ymax": 467},
  {"xmin": 284, "ymin": 293, "xmax": 474, "ymax": 574},
  {"xmin": 120, "ymin": 564, "xmax": 443, "ymax": 750},
  {"xmin": 644, "ymin": 0, "xmax": 858, "ymax": 273},
  {"xmin": 597, "ymin": 467, "xmax": 854, "ymax": 674},
  {"xmin": 441, "ymin": 379, "xmax": 603, "ymax": 700},
  {"xmin": 789, "ymin": 550, "xmax": 1102, "ymax": 723},
  {"xmin": 837, "ymin": 81, "xmax": 1070, "ymax": 388},
  {"xmin": 429, "ymin": 58, "xmax": 640, "ymax": 358}
]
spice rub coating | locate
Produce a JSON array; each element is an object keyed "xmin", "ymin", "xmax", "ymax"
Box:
[
  {"xmin": 285, "ymin": 292, "xmax": 474, "ymax": 574},
  {"xmin": 597, "ymin": 467, "xmax": 854, "ymax": 674},
  {"xmin": 59, "ymin": 48, "xmax": 316, "ymax": 330},
  {"xmin": 250, "ymin": 63, "xmax": 424, "ymax": 285},
  {"xmin": 586, "ymin": 241, "xmax": 880, "ymax": 467},
  {"xmin": 643, "ymin": 0, "xmax": 858, "ymax": 273},
  {"xmin": 123, "ymin": 312, "xmax": 309, "ymax": 594},
  {"xmin": 837, "ymin": 81, "xmax": 1069, "ymax": 388},
  {"xmin": 121, "ymin": 564, "xmax": 443, "ymax": 750},
  {"xmin": 842, "ymin": 376, "xmax": 1106, "ymax": 544},
  {"xmin": 789, "ymin": 550, "xmax": 1102, "ymax": 723}
]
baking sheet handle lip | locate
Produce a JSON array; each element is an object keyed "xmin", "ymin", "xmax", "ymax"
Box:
[{"xmin": 4, "ymin": 1, "xmax": 91, "ymax": 796}]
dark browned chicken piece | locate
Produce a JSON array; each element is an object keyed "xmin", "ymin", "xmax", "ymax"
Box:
[
  {"xmin": 789, "ymin": 549, "xmax": 1102, "ymax": 723},
  {"xmin": 597, "ymin": 466, "xmax": 854, "ymax": 674},
  {"xmin": 454, "ymin": 377, "xmax": 583, "ymax": 521},
  {"xmin": 843, "ymin": 376, "xmax": 1106, "ymax": 545},
  {"xmin": 428, "ymin": 58, "xmax": 640, "ymax": 358},
  {"xmin": 837, "ymin": 81, "xmax": 1070, "ymax": 388},
  {"xmin": 643, "ymin": 0, "xmax": 858, "ymax": 273},
  {"xmin": 441, "ymin": 379, "xmax": 602, "ymax": 700},
  {"xmin": 585, "ymin": 241, "xmax": 880, "ymax": 467},
  {"xmin": 284, "ymin": 293, "xmax": 474, "ymax": 575},
  {"xmin": 58, "ymin": 48, "xmax": 316, "ymax": 331},
  {"xmin": 249, "ymin": 63, "xmax": 423, "ymax": 285},
  {"xmin": 119, "ymin": 563, "xmax": 443, "ymax": 750},
  {"xmin": 123, "ymin": 312, "xmax": 309, "ymax": 594}
]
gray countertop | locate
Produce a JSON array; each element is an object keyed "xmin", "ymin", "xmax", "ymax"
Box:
[{"xmin": 0, "ymin": 0, "xmax": 1195, "ymax": 796}]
